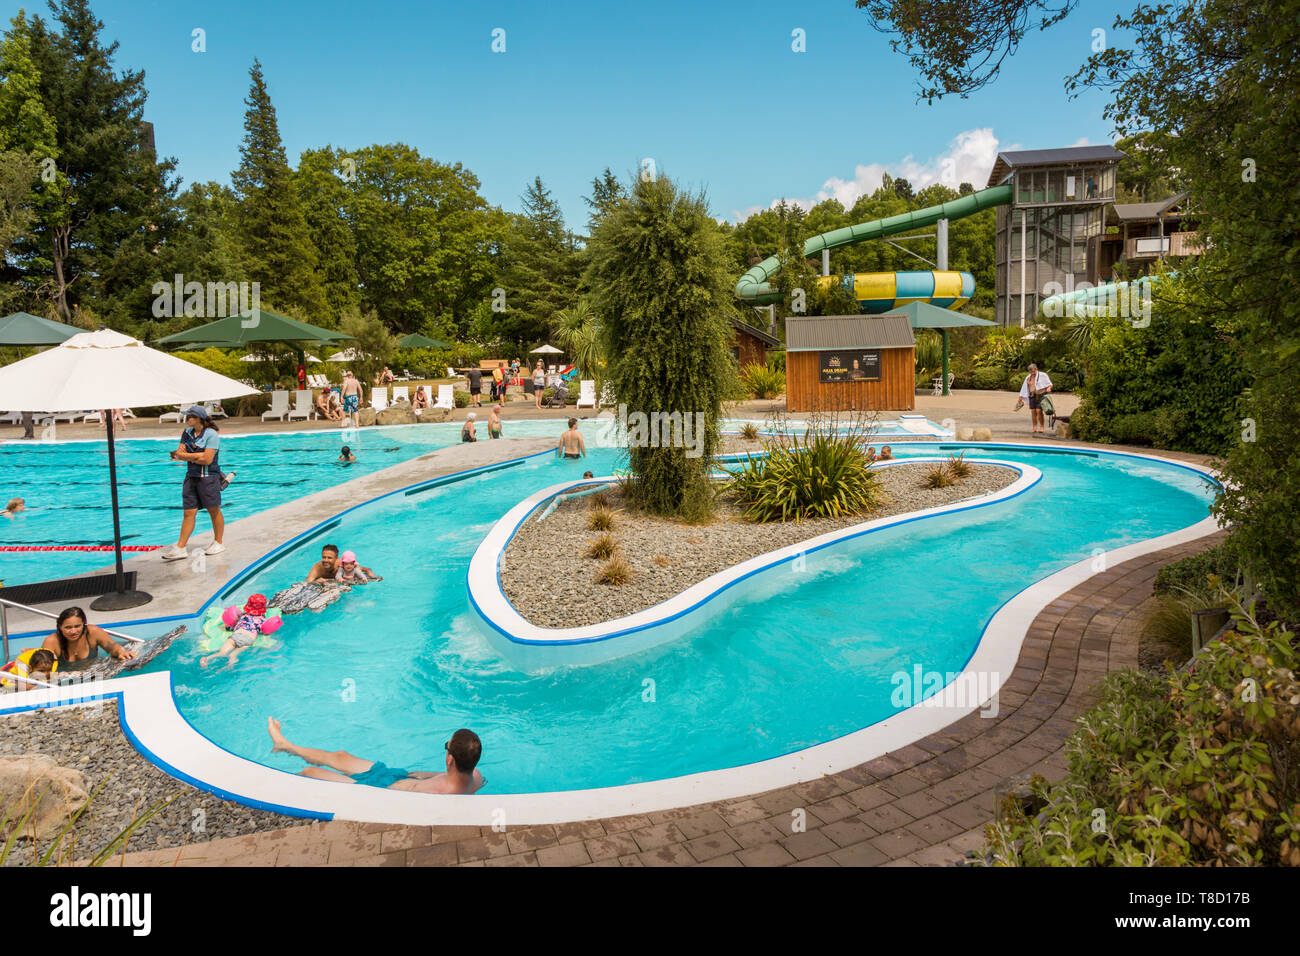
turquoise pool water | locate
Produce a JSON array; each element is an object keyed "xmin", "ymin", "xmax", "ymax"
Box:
[
  {"xmin": 0, "ymin": 416, "xmax": 947, "ymax": 585},
  {"xmin": 138, "ymin": 443, "xmax": 1217, "ymax": 795}
]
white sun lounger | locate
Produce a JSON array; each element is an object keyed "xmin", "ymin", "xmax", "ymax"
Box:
[
  {"xmin": 434, "ymin": 385, "xmax": 454, "ymax": 410},
  {"xmin": 391, "ymin": 386, "xmax": 409, "ymax": 404},
  {"xmin": 261, "ymin": 390, "xmax": 290, "ymax": 422},
  {"xmin": 576, "ymin": 380, "xmax": 597, "ymax": 409},
  {"xmin": 370, "ymin": 387, "xmax": 388, "ymax": 411},
  {"xmin": 287, "ymin": 390, "xmax": 311, "ymax": 422}
]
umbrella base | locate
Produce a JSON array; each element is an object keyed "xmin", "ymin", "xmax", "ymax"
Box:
[{"xmin": 90, "ymin": 589, "xmax": 153, "ymax": 612}]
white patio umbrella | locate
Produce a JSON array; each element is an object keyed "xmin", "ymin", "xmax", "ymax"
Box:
[
  {"xmin": 0, "ymin": 329, "xmax": 259, "ymax": 610},
  {"xmin": 530, "ymin": 344, "xmax": 562, "ymax": 355},
  {"xmin": 325, "ymin": 348, "xmax": 371, "ymax": 363},
  {"xmin": 241, "ymin": 352, "xmax": 321, "ymax": 363}
]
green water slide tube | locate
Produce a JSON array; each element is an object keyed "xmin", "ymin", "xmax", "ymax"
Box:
[{"xmin": 735, "ymin": 184, "xmax": 1013, "ymax": 304}]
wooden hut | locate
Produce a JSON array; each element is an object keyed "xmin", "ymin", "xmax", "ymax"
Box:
[
  {"xmin": 729, "ymin": 316, "xmax": 780, "ymax": 368},
  {"xmin": 784, "ymin": 315, "xmax": 915, "ymax": 412}
]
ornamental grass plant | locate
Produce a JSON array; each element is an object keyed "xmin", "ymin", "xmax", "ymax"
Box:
[{"xmin": 727, "ymin": 414, "xmax": 883, "ymax": 523}]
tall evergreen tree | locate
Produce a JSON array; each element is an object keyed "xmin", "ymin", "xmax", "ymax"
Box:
[
  {"xmin": 497, "ymin": 176, "xmax": 581, "ymax": 346},
  {"xmin": 231, "ymin": 58, "xmax": 326, "ymax": 318},
  {"xmin": 585, "ymin": 175, "xmax": 734, "ymax": 521},
  {"xmin": 296, "ymin": 147, "xmax": 359, "ymax": 321},
  {"xmin": 583, "ymin": 167, "xmax": 625, "ymax": 236},
  {"xmin": 6, "ymin": 1, "xmax": 177, "ymax": 327}
]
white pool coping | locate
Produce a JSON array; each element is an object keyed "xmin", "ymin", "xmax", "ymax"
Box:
[
  {"xmin": 0, "ymin": 443, "xmax": 1224, "ymax": 826},
  {"xmin": 468, "ymin": 457, "xmax": 1041, "ymax": 668}
]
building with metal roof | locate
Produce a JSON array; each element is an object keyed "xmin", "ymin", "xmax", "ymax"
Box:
[{"xmin": 785, "ymin": 315, "xmax": 915, "ymax": 412}]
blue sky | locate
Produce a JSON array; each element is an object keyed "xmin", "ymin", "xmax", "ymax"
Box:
[{"xmin": 4, "ymin": 0, "xmax": 1131, "ymax": 225}]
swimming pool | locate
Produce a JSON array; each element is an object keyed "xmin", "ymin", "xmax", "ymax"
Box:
[
  {"xmin": 131, "ymin": 442, "xmax": 1217, "ymax": 796},
  {"xmin": 0, "ymin": 416, "xmax": 951, "ymax": 585}
]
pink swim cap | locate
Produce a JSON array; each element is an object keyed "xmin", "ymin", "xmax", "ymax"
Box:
[{"xmin": 340, "ymin": 550, "xmax": 357, "ymax": 563}]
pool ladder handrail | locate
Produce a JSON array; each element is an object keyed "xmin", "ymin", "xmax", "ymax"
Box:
[{"xmin": 0, "ymin": 596, "xmax": 145, "ymax": 665}]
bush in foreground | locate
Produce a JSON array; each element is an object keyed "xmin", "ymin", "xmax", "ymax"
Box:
[{"xmin": 981, "ymin": 595, "xmax": 1300, "ymax": 866}]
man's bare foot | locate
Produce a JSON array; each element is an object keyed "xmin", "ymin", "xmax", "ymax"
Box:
[{"xmin": 268, "ymin": 716, "xmax": 290, "ymax": 753}]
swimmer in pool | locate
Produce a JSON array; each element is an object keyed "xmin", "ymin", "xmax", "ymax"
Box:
[
  {"xmin": 335, "ymin": 550, "xmax": 380, "ymax": 584},
  {"xmin": 2, "ymin": 497, "xmax": 25, "ymax": 519},
  {"xmin": 338, "ymin": 445, "xmax": 356, "ymax": 463},
  {"xmin": 557, "ymin": 418, "xmax": 586, "ymax": 459},
  {"xmin": 306, "ymin": 544, "xmax": 340, "ymax": 582},
  {"xmin": 267, "ymin": 718, "xmax": 485, "ymax": 793}
]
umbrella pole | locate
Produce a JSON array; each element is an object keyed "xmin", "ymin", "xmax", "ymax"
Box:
[{"xmin": 90, "ymin": 409, "xmax": 152, "ymax": 611}]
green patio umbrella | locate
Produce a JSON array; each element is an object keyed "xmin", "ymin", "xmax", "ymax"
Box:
[
  {"xmin": 0, "ymin": 311, "xmax": 83, "ymax": 346},
  {"xmin": 880, "ymin": 301, "xmax": 995, "ymax": 396},
  {"xmin": 397, "ymin": 332, "xmax": 452, "ymax": 349},
  {"xmin": 155, "ymin": 309, "xmax": 352, "ymax": 365}
]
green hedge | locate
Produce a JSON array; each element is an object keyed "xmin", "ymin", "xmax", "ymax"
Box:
[
  {"xmin": 981, "ymin": 598, "xmax": 1300, "ymax": 866},
  {"xmin": 1154, "ymin": 543, "xmax": 1238, "ymax": 600},
  {"xmin": 1072, "ymin": 274, "xmax": 1248, "ymax": 454}
]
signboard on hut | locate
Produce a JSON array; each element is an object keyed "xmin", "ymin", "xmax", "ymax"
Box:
[{"xmin": 819, "ymin": 350, "xmax": 881, "ymax": 383}]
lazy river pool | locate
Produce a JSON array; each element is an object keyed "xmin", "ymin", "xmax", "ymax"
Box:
[{"xmin": 121, "ymin": 442, "xmax": 1216, "ymax": 796}]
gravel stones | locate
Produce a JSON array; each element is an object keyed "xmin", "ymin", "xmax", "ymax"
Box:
[
  {"xmin": 0, "ymin": 703, "xmax": 299, "ymax": 866},
  {"xmin": 501, "ymin": 461, "xmax": 1019, "ymax": 628}
]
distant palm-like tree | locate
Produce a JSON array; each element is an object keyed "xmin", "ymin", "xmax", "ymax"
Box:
[{"xmin": 552, "ymin": 298, "xmax": 605, "ymax": 400}]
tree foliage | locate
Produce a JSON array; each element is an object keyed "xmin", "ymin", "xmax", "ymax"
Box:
[
  {"xmin": 585, "ymin": 175, "xmax": 734, "ymax": 521},
  {"xmin": 497, "ymin": 176, "xmax": 581, "ymax": 347},
  {"xmin": 3, "ymin": 1, "xmax": 177, "ymax": 325},
  {"xmin": 856, "ymin": 0, "xmax": 1078, "ymax": 101},
  {"xmin": 231, "ymin": 59, "xmax": 326, "ymax": 319}
]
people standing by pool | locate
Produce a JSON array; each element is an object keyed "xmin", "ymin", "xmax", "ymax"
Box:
[
  {"xmin": 267, "ymin": 718, "xmax": 485, "ymax": 793},
  {"xmin": 340, "ymin": 371, "xmax": 363, "ymax": 428},
  {"xmin": 533, "ymin": 361, "xmax": 546, "ymax": 409},
  {"xmin": 41, "ymin": 607, "xmax": 136, "ymax": 667},
  {"xmin": 491, "ymin": 363, "xmax": 505, "ymax": 402},
  {"xmin": 306, "ymin": 545, "xmax": 341, "ymax": 582},
  {"xmin": 558, "ymin": 418, "xmax": 586, "ymax": 459},
  {"xmin": 488, "ymin": 403, "xmax": 503, "ymax": 439},
  {"xmin": 462, "ymin": 412, "xmax": 478, "ymax": 442},
  {"xmin": 160, "ymin": 406, "xmax": 226, "ymax": 560},
  {"xmin": 1019, "ymin": 363, "xmax": 1054, "ymax": 435},
  {"xmin": 464, "ymin": 366, "xmax": 483, "ymax": 407},
  {"xmin": 297, "ymin": 362, "xmax": 307, "ymax": 391},
  {"xmin": 380, "ymin": 366, "xmax": 395, "ymax": 386},
  {"xmin": 2, "ymin": 497, "xmax": 24, "ymax": 519},
  {"xmin": 510, "ymin": 357, "xmax": 520, "ymax": 381}
]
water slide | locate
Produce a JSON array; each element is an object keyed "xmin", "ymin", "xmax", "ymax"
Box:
[{"xmin": 735, "ymin": 184, "xmax": 1013, "ymax": 310}]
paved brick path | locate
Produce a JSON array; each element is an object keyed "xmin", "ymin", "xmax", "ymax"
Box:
[{"xmin": 114, "ymin": 534, "xmax": 1220, "ymax": 867}]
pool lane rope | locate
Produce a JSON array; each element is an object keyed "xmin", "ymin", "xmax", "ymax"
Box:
[{"xmin": 0, "ymin": 545, "xmax": 163, "ymax": 551}]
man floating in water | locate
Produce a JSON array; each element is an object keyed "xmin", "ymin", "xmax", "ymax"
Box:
[{"xmin": 267, "ymin": 718, "xmax": 485, "ymax": 793}]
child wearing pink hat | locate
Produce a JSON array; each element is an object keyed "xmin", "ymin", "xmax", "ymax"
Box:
[
  {"xmin": 201, "ymin": 594, "xmax": 272, "ymax": 669},
  {"xmin": 335, "ymin": 551, "xmax": 381, "ymax": 584}
]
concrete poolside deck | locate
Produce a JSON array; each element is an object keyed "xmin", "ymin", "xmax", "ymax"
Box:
[{"xmin": 111, "ymin": 532, "xmax": 1222, "ymax": 867}]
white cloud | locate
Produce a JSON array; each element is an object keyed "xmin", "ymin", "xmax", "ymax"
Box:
[{"xmin": 728, "ymin": 128, "xmax": 1004, "ymax": 222}]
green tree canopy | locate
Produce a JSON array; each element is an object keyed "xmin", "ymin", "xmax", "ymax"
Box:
[{"xmin": 497, "ymin": 176, "xmax": 582, "ymax": 348}]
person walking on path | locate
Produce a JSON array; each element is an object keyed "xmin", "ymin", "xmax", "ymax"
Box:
[
  {"xmin": 1016, "ymin": 363, "xmax": 1054, "ymax": 435},
  {"xmin": 340, "ymin": 371, "xmax": 363, "ymax": 429},
  {"xmin": 464, "ymin": 365, "xmax": 484, "ymax": 407},
  {"xmin": 160, "ymin": 406, "xmax": 226, "ymax": 560},
  {"xmin": 533, "ymin": 361, "xmax": 546, "ymax": 409}
]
